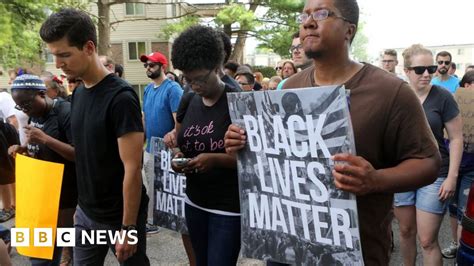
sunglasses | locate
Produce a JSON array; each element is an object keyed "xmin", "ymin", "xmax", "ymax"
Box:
[
  {"xmin": 407, "ymin": 65, "xmax": 438, "ymax": 75},
  {"xmin": 437, "ymin": 60, "xmax": 451, "ymax": 66},
  {"xmin": 275, "ymin": 66, "xmax": 282, "ymax": 71},
  {"xmin": 144, "ymin": 62, "xmax": 161, "ymax": 69},
  {"xmin": 382, "ymin": 60, "xmax": 395, "ymax": 63}
]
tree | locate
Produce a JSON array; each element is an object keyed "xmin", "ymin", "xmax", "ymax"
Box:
[
  {"xmin": 94, "ymin": 1, "xmax": 199, "ymax": 56},
  {"xmin": 0, "ymin": 0, "xmax": 83, "ymax": 68},
  {"xmin": 350, "ymin": 20, "xmax": 369, "ymax": 62},
  {"xmin": 161, "ymin": 0, "xmax": 305, "ymax": 62}
]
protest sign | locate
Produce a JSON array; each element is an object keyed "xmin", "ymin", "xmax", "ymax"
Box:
[
  {"xmin": 454, "ymin": 88, "xmax": 474, "ymax": 152},
  {"xmin": 15, "ymin": 154, "xmax": 63, "ymax": 259},
  {"xmin": 227, "ymin": 86, "xmax": 363, "ymax": 265},
  {"xmin": 150, "ymin": 137, "xmax": 188, "ymax": 234}
]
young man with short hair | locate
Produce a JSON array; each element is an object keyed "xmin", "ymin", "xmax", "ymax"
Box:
[{"xmin": 40, "ymin": 8, "xmax": 149, "ymax": 265}]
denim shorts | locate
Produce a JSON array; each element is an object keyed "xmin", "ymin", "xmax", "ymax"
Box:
[
  {"xmin": 394, "ymin": 177, "xmax": 448, "ymax": 214},
  {"xmin": 448, "ymin": 169, "xmax": 474, "ymax": 222}
]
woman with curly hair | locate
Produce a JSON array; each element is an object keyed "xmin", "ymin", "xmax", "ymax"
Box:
[{"xmin": 170, "ymin": 25, "xmax": 240, "ymax": 266}]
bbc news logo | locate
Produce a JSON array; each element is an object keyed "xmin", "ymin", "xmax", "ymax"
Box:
[{"xmin": 11, "ymin": 228, "xmax": 138, "ymax": 247}]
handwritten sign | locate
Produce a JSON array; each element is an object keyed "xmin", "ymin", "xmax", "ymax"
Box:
[{"xmin": 454, "ymin": 88, "xmax": 474, "ymax": 152}]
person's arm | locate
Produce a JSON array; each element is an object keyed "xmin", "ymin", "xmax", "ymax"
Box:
[
  {"xmin": 115, "ymin": 131, "xmax": 143, "ymax": 262},
  {"xmin": 333, "ymin": 83, "xmax": 441, "ymax": 195},
  {"xmin": 24, "ymin": 125, "xmax": 75, "ymax": 161},
  {"xmin": 7, "ymin": 115, "xmax": 18, "ymax": 130},
  {"xmin": 332, "ymin": 153, "xmax": 440, "ymax": 195},
  {"xmin": 118, "ymin": 131, "xmax": 143, "ymax": 227},
  {"xmin": 439, "ymin": 114, "xmax": 463, "ymax": 200}
]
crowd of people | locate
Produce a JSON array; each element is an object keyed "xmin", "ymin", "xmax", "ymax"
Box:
[{"xmin": 0, "ymin": 0, "xmax": 474, "ymax": 265}]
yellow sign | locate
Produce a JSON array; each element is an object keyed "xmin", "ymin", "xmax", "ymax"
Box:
[{"xmin": 15, "ymin": 154, "xmax": 64, "ymax": 260}]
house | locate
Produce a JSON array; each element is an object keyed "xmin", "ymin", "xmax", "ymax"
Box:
[{"xmin": 0, "ymin": 1, "xmax": 188, "ymax": 101}]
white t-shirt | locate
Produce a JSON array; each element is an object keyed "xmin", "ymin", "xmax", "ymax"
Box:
[
  {"xmin": 0, "ymin": 91, "xmax": 16, "ymax": 122},
  {"xmin": 13, "ymin": 109, "xmax": 29, "ymax": 145}
]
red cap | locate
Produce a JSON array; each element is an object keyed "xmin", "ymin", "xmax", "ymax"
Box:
[{"xmin": 140, "ymin": 52, "xmax": 168, "ymax": 67}]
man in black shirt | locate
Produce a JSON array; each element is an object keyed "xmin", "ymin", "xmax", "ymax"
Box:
[{"xmin": 40, "ymin": 8, "xmax": 149, "ymax": 265}]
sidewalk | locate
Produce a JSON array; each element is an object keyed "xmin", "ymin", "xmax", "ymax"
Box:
[{"xmin": 3, "ymin": 216, "xmax": 263, "ymax": 266}]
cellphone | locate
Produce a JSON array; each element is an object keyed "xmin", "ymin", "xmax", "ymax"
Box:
[{"xmin": 172, "ymin": 158, "xmax": 191, "ymax": 166}]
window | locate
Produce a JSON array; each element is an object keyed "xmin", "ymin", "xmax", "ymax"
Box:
[
  {"xmin": 43, "ymin": 49, "xmax": 54, "ymax": 63},
  {"xmin": 125, "ymin": 3, "xmax": 145, "ymax": 16},
  {"xmin": 128, "ymin": 42, "xmax": 146, "ymax": 60},
  {"xmin": 458, "ymin": 48, "xmax": 464, "ymax": 55},
  {"xmin": 131, "ymin": 84, "xmax": 148, "ymax": 105}
]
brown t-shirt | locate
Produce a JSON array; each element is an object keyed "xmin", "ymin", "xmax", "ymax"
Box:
[{"xmin": 283, "ymin": 63, "xmax": 439, "ymax": 265}]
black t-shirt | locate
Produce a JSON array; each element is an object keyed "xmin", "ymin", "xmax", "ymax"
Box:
[
  {"xmin": 179, "ymin": 75, "xmax": 241, "ymax": 121},
  {"xmin": 423, "ymin": 85, "xmax": 460, "ymax": 177},
  {"xmin": 28, "ymin": 99, "xmax": 77, "ymax": 209},
  {"xmin": 71, "ymin": 74, "xmax": 148, "ymax": 225},
  {"xmin": 177, "ymin": 85, "xmax": 240, "ymax": 212}
]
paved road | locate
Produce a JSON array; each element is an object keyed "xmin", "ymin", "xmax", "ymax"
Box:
[{"xmin": 4, "ymin": 214, "xmax": 458, "ymax": 265}]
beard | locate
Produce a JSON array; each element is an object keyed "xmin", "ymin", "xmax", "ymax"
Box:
[
  {"xmin": 305, "ymin": 49, "xmax": 323, "ymax": 59},
  {"xmin": 147, "ymin": 68, "xmax": 162, "ymax": 79},
  {"xmin": 438, "ymin": 67, "xmax": 448, "ymax": 75}
]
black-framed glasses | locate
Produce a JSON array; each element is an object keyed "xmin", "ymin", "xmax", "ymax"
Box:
[
  {"xmin": 14, "ymin": 94, "xmax": 37, "ymax": 112},
  {"xmin": 184, "ymin": 69, "xmax": 213, "ymax": 86},
  {"xmin": 289, "ymin": 44, "xmax": 302, "ymax": 54},
  {"xmin": 437, "ymin": 60, "xmax": 451, "ymax": 66},
  {"xmin": 144, "ymin": 62, "xmax": 161, "ymax": 69},
  {"xmin": 275, "ymin": 66, "xmax": 282, "ymax": 71},
  {"xmin": 296, "ymin": 9, "xmax": 351, "ymax": 24},
  {"xmin": 407, "ymin": 65, "xmax": 438, "ymax": 75}
]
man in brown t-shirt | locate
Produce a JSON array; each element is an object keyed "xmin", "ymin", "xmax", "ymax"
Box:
[{"xmin": 225, "ymin": 0, "xmax": 441, "ymax": 264}]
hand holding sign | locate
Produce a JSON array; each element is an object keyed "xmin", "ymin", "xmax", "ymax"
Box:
[
  {"xmin": 332, "ymin": 153, "xmax": 379, "ymax": 196},
  {"xmin": 224, "ymin": 124, "xmax": 246, "ymax": 154}
]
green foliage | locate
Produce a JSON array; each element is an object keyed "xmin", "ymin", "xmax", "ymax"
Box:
[
  {"xmin": 253, "ymin": 65, "xmax": 276, "ymax": 79},
  {"xmin": 350, "ymin": 18, "xmax": 369, "ymax": 62},
  {"xmin": 0, "ymin": 1, "xmax": 46, "ymax": 68},
  {"xmin": 215, "ymin": 3, "xmax": 259, "ymax": 31},
  {"xmin": 0, "ymin": 0, "xmax": 86, "ymax": 68},
  {"xmin": 256, "ymin": 0, "xmax": 305, "ymax": 57},
  {"xmin": 161, "ymin": 15, "xmax": 200, "ymax": 39},
  {"xmin": 161, "ymin": 0, "xmax": 305, "ymax": 58}
]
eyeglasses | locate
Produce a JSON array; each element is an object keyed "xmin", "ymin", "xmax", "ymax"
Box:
[
  {"xmin": 184, "ymin": 69, "xmax": 213, "ymax": 86},
  {"xmin": 289, "ymin": 44, "xmax": 302, "ymax": 54},
  {"xmin": 382, "ymin": 60, "xmax": 395, "ymax": 64},
  {"xmin": 14, "ymin": 94, "xmax": 37, "ymax": 112},
  {"xmin": 275, "ymin": 66, "xmax": 282, "ymax": 71},
  {"xmin": 407, "ymin": 65, "xmax": 438, "ymax": 75},
  {"xmin": 296, "ymin": 9, "xmax": 351, "ymax": 24},
  {"xmin": 144, "ymin": 62, "xmax": 161, "ymax": 69},
  {"xmin": 437, "ymin": 60, "xmax": 451, "ymax": 66},
  {"xmin": 238, "ymin": 82, "xmax": 250, "ymax": 86}
]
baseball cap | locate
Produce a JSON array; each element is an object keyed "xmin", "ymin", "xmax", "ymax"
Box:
[{"xmin": 140, "ymin": 52, "xmax": 168, "ymax": 67}]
